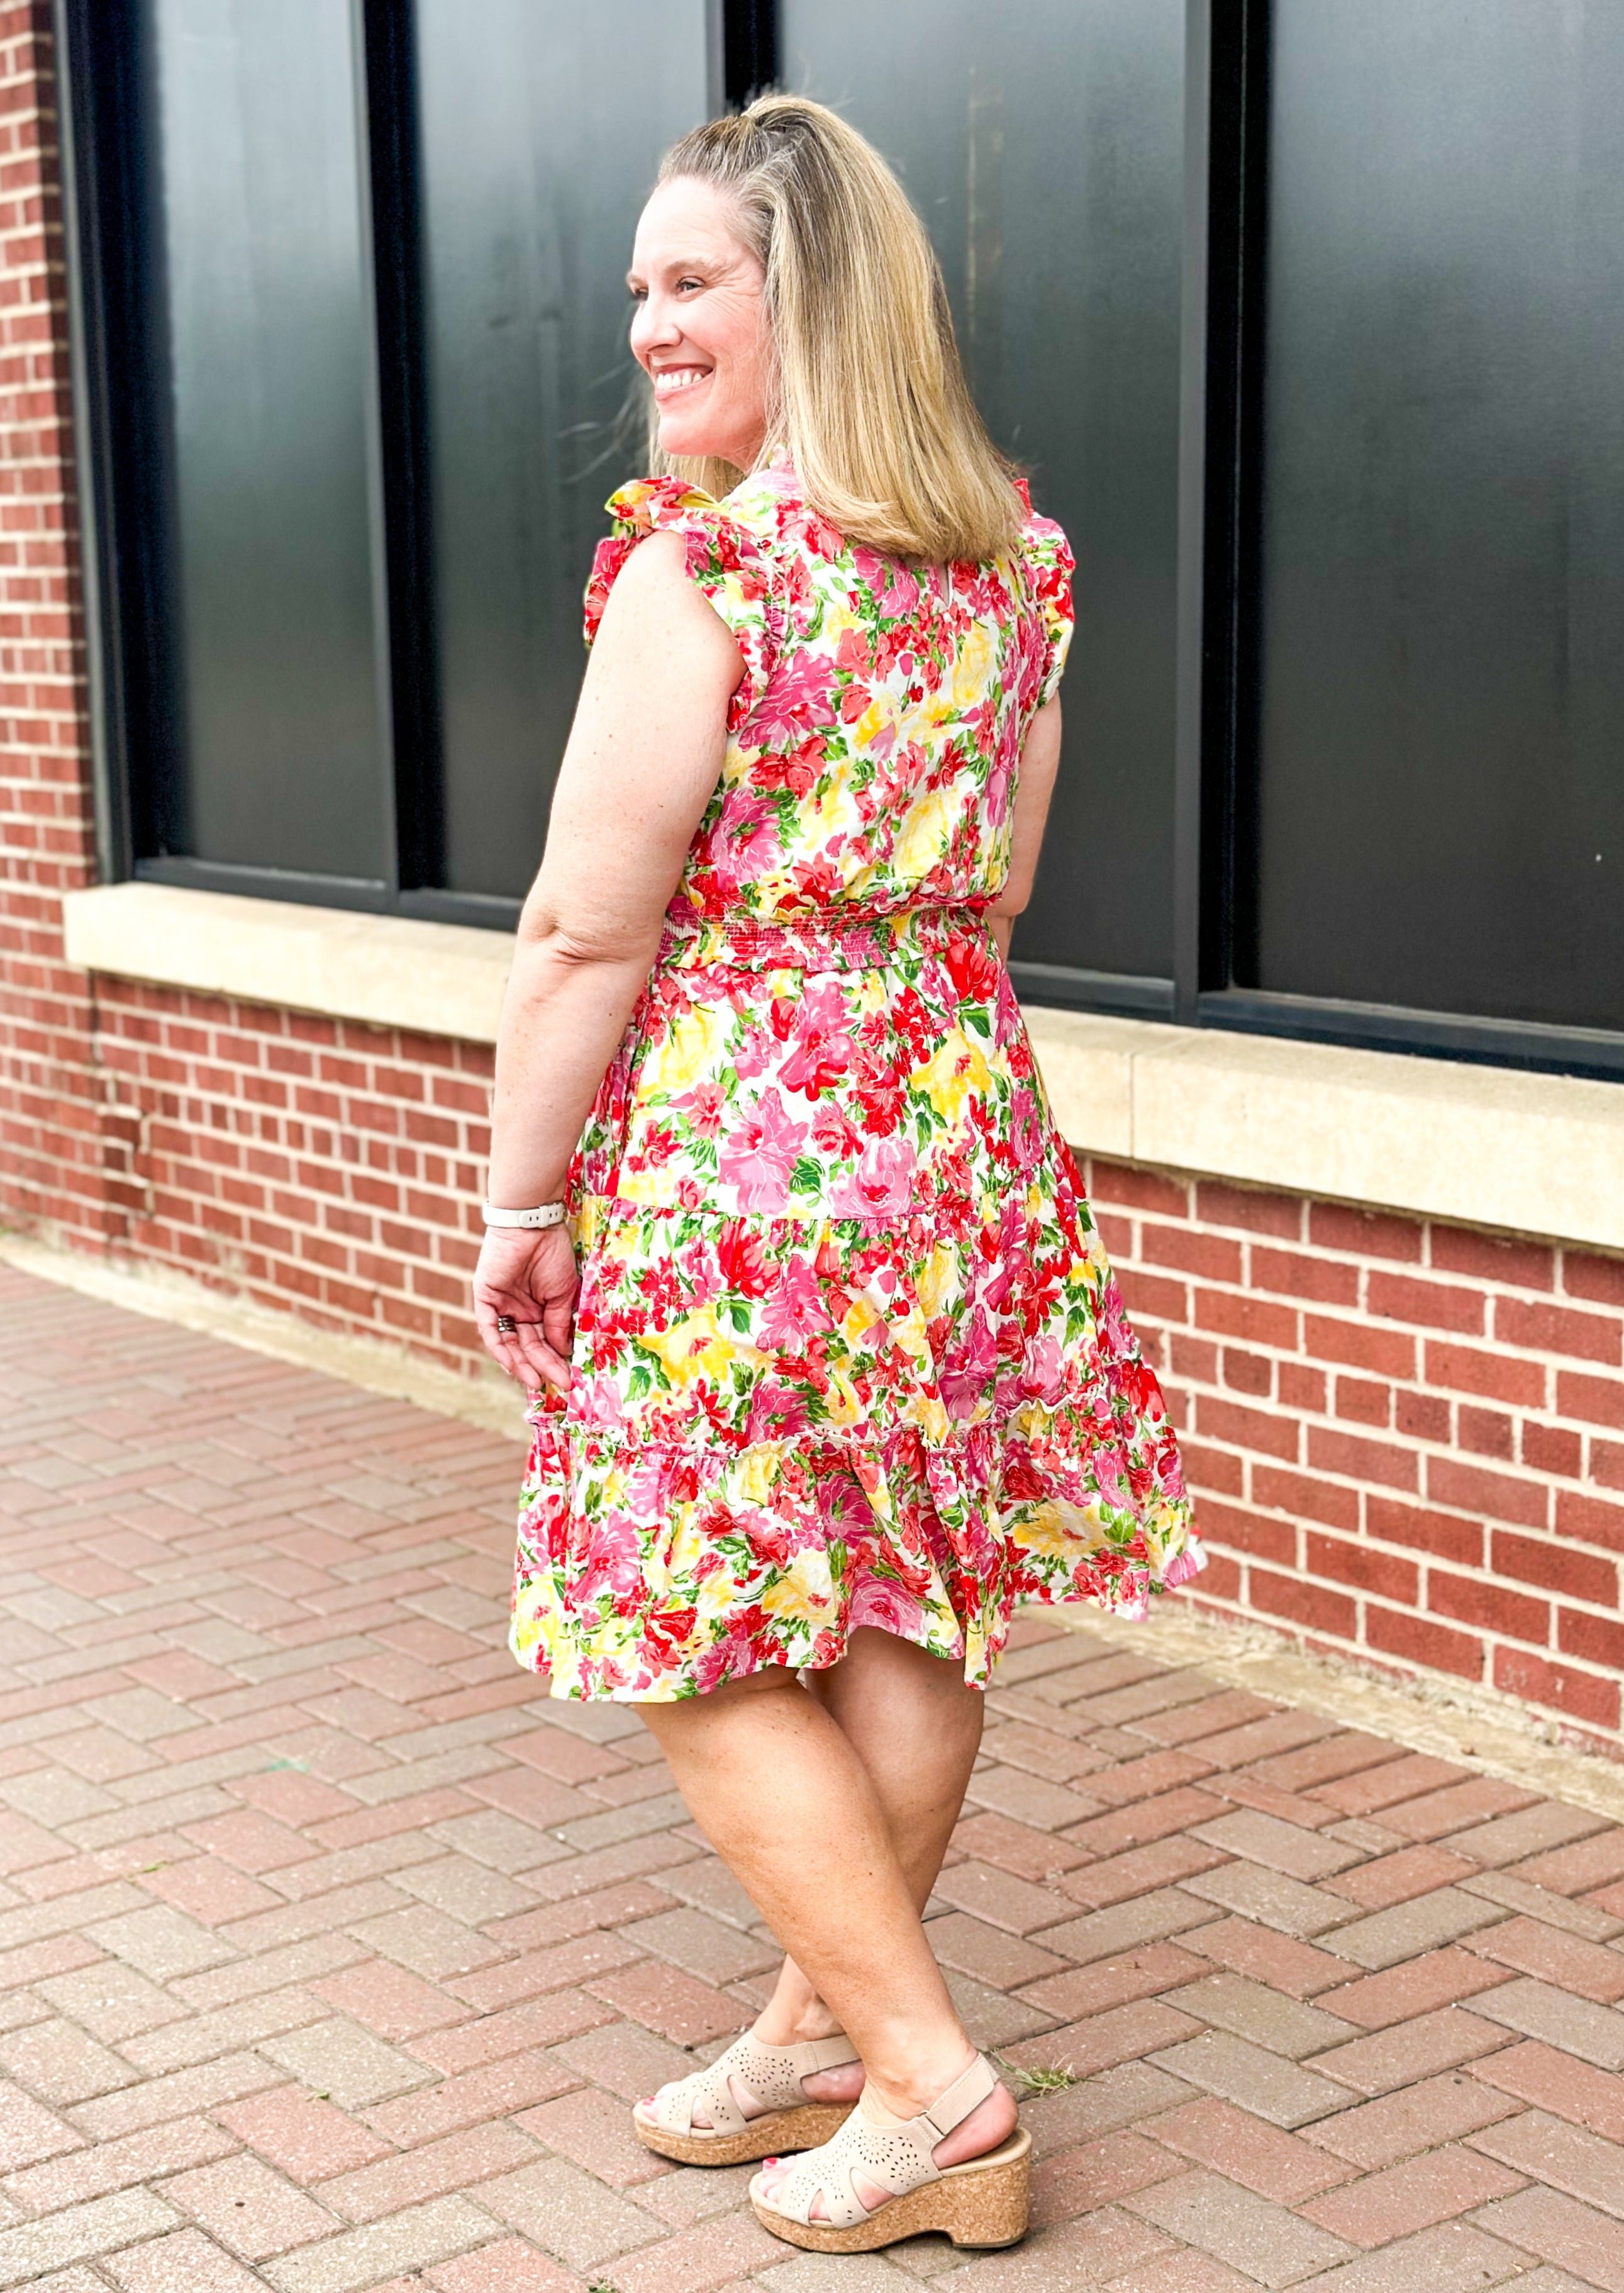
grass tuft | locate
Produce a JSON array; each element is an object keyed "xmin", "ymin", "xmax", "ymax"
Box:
[{"xmin": 993, "ymin": 2051, "xmax": 1079, "ymax": 2095}]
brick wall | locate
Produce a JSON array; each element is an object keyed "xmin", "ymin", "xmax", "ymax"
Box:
[
  {"xmin": 1087, "ymin": 1159, "xmax": 1624, "ymax": 1755},
  {"xmin": 84, "ymin": 979, "xmax": 494, "ymax": 1370},
  {"xmin": 0, "ymin": 6, "xmax": 109, "ymax": 1255}
]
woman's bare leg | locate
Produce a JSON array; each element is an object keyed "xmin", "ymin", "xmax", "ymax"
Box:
[
  {"xmin": 638, "ymin": 1649, "xmax": 1013, "ymax": 2215},
  {"xmin": 752, "ymin": 1628, "xmax": 985, "ymax": 2055}
]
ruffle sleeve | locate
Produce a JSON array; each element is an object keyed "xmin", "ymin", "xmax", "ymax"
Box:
[
  {"xmin": 1011, "ymin": 482, "xmax": 1076, "ymax": 706},
  {"xmin": 584, "ymin": 477, "xmax": 782, "ymax": 736}
]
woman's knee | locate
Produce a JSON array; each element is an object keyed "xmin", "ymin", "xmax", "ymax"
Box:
[
  {"xmin": 635, "ymin": 1661, "xmax": 810, "ymax": 1748},
  {"xmin": 842, "ymin": 1627, "xmax": 979, "ymax": 1697},
  {"xmin": 813, "ymin": 1630, "xmax": 984, "ymax": 1739}
]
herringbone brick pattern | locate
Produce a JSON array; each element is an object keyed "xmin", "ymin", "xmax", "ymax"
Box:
[{"xmin": 2, "ymin": 1261, "xmax": 1623, "ymax": 2290}]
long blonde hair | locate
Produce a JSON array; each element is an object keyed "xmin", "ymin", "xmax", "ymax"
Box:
[{"xmin": 649, "ymin": 96, "xmax": 1021, "ymax": 565}]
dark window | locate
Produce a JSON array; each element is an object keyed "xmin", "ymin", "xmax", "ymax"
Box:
[
  {"xmin": 408, "ymin": 0, "xmax": 708, "ymax": 905},
  {"xmin": 122, "ymin": 0, "xmax": 392, "ymax": 893},
  {"xmin": 71, "ymin": 0, "xmax": 713, "ymax": 920},
  {"xmin": 782, "ymin": 0, "xmax": 1186, "ymax": 1013},
  {"xmin": 1239, "ymin": 0, "xmax": 1624, "ymax": 1037}
]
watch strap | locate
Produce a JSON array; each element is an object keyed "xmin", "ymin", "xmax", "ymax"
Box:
[{"xmin": 481, "ymin": 1202, "xmax": 567, "ymax": 1230}]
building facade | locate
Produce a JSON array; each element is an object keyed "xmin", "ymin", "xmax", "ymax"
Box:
[{"xmin": 4, "ymin": 3, "xmax": 1624, "ymax": 1749}]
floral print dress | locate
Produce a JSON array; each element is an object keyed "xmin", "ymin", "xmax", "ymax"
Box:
[{"xmin": 511, "ymin": 459, "xmax": 1201, "ymax": 1700}]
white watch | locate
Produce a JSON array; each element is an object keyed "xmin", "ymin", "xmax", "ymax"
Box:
[{"xmin": 481, "ymin": 1201, "xmax": 567, "ymax": 1230}]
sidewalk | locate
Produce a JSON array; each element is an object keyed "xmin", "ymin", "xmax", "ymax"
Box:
[{"xmin": 1, "ymin": 1260, "xmax": 1623, "ymax": 2293}]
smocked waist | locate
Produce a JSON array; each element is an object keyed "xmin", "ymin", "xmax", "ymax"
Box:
[{"xmin": 656, "ymin": 903, "xmax": 991, "ymax": 974}]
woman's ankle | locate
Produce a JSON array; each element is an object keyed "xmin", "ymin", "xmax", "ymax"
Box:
[
  {"xmin": 751, "ymin": 1952, "xmax": 850, "ymax": 2048},
  {"xmin": 751, "ymin": 1997, "xmax": 844, "ymax": 2047},
  {"xmin": 861, "ymin": 2038, "xmax": 983, "ymax": 2123}
]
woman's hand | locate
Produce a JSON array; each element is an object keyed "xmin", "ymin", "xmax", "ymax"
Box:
[{"xmin": 472, "ymin": 1225, "xmax": 579, "ymax": 1393}]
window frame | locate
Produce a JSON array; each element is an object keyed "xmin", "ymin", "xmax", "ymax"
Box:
[{"xmin": 55, "ymin": 0, "xmax": 1624, "ymax": 1079}]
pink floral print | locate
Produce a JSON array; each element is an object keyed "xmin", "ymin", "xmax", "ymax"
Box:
[{"xmin": 511, "ymin": 460, "xmax": 1201, "ymax": 1700}]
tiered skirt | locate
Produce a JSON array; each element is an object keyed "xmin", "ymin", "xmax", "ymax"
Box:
[{"xmin": 511, "ymin": 905, "xmax": 1200, "ymax": 1700}]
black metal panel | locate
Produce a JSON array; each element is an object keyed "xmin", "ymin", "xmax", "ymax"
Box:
[
  {"xmin": 127, "ymin": 0, "xmax": 392, "ymax": 883},
  {"xmin": 720, "ymin": 0, "xmax": 777, "ymax": 105},
  {"xmin": 1009, "ymin": 961, "xmax": 1176, "ymax": 1020},
  {"xmin": 360, "ymin": 0, "xmax": 435, "ymax": 898},
  {"xmin": 131, "ymin": 852, "xmax": 528, "ymax": 934},
  {"xmin": 1174, "ymin": 0, "xmax": 1215, "ymax": 1025},
  {"xmin": 134, "ymin": 853, "xmax": 392, "ymax": 916},
  {"xmin": 1201, "ymin": 986, "xmax": 1624, "ymax": 1085},
  {"xmin": 779, "ymin": 0, "xmax": 1185, "ymax": 988},
  {"xmin": 408, "ymin": 0, "xmax": 709, "ymax": 903},
  {"xmin": 59, "ymin": 0, "xmax": 175, "ymax": 883},
  {"xmin": 1242, "ymin": 0, "xmax": 1624, "ymax": 1035},
  {"xmin": 54, "ymin": 0, "xmax": 133, "ymax": 886}
]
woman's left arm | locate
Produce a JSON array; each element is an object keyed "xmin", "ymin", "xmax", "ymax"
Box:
[
  {"xmin": 474, "ymin": 532, "xmax": 742, "ymax": 1392},
  {"xmin": 987, "ymin": 696, "xmax": 1062, "ymax": 963}
]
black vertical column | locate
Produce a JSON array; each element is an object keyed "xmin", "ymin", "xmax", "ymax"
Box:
[{"xmin": 720, "ymin": 0, "xmax": 778, "ymax": 105}]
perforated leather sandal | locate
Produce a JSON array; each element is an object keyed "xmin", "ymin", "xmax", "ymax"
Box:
[
  {"xmin": 632, "ymin": 2030, "xmax": 862, "ymax": 2166},
  {"xmin": 748, "ymin": 2051, "xmax": 1030, "ymax": 2251}
]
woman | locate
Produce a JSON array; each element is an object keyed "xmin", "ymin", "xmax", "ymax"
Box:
[{"xmin": 472, "ymin": 96, "xmax": 1199, "ymax": 2255}]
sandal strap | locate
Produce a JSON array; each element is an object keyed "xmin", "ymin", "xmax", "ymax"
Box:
[
  {"xmin": 647, "ymin": 2028, "xmax": 857, "ymax": 2138},
  {"xmin": 798, "ymin": 2034, "xmax": 861, "ymax": 2075},
  {"xmin": 919, "ymin": 2050, "xmax": 997, "ymax": 2139},
  {"xmin": 763, "ymin": 2051, "xmax": 1000, "ymax": 2231},
  {"xmin": 681, "ymin": 2051, "xmax": 750, "ymax": 2137}
]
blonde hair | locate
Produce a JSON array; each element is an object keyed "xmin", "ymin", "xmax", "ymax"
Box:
[{"xmin": 649, "ymin": 95, "xmax": 1021, "ymax": 565}]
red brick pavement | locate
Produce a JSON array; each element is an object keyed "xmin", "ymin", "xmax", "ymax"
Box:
[{"xmin": 1, "ymin": 1258, "xmax": 1623, "ymax": 2289}]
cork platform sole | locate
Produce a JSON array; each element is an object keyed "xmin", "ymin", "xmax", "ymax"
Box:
[
  {"xmin": 750, "ymin": 2124, "xmax": 1031, "ymax": 2251},
  {"xmin": 633, "ymin": 2099, "xmax": 854, "ymax": 2168}
]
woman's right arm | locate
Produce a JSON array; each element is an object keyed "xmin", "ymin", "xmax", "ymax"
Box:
[
  {"xmin": 987, "ymin": 696, "xmax": 1062, "ymax": 963},
  {"xmin": 472, "ymin": 533, "xmax": 742, "ymax": 1390}
]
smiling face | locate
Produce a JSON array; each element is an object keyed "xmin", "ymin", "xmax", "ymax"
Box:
[{"xmin": 628, "ymin": 177, "xmax": 773, "ymax": 471}]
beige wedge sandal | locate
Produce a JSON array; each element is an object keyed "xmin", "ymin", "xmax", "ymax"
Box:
[
  {"xmin": 632, "ymin": 2029, "xmax": 862, "ymax": 2166},
  {"xmin": 747, "ymin": 2051, "xmax": 1030, "ymax": 2252}
]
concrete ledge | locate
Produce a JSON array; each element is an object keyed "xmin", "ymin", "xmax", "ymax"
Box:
[
  {"xmin": 1023, "ymin": 1006, "xmax": 1624, "ymax": 1254},
  {"xmin": 62, "ymin": 880, "xmax": 1624, "ymax": 1252},
  {"xmin": 63, "ymin": 881, "xmax": 513, "ymax": 1044}
]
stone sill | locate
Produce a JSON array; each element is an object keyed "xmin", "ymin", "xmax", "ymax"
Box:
[
  {"xmin": 65, "ymin": 881, "xmax": 511, "ymax": 1046},
  {"xmin": 1030, "ymin": 1006, "xmax": 1623, "ymax": 1257},
  {"xmin": 63, "ymin": 879, "xmax": 1624, "ymax": 1252}
]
